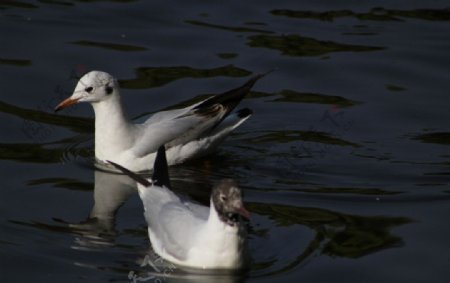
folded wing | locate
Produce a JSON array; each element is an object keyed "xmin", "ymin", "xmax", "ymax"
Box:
[{"xmin": 132, "ymin": 73, "xmax": 265, "ymax": 158}]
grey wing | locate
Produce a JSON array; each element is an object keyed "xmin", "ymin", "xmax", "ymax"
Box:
[
  {"xmin": 132, "ymin": 74, "xmax": 265, "ymax": 158},
  {"xmin": 132, "ymin": 105, "xmax": 227, "ymax": 158},
  {"xmin": 144, "ymin": 107, "xmax": 196, "ymax": 125},
  {"xmin": 183, "ymin": 201, "xmax": 209, "ymax": 220},
  {"xmin": 151, "ymin": 202, "xmax": 205, "ymax": 261}
]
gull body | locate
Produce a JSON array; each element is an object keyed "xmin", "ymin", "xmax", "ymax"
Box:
[
  {"xmin": 55, "ymin": 71, "xmax": 264, "ymax": 171},
  {"xmin": 108, "ymin": 146, "xmax": 250, "ymax": 270}
]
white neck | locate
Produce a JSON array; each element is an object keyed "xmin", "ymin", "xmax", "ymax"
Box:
[
  {"xmin": 91, "ymin": 94, "xmax": 135, "ymax": 160},
  {"xmin": 191, "ymin": 199, "xmax": 246, "ymax": 268},
  {"xmin": 207, "ymin": 199, "xmax": 230, "ymax": 231}
]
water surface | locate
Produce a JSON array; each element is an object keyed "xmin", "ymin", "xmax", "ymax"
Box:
[{"xmin": 1, "ymin": 1, "xmax": 450, "ymax": 282}]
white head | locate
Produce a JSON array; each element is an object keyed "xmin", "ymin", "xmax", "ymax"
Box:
[{"xmin": 55, "ymin": 71, "xmax": 119, "ymax": 112}]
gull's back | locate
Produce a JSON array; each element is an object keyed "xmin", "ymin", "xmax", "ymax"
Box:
[{"xmin": 137, "ymin": 184, "xmax": 208, "ymax": 263}]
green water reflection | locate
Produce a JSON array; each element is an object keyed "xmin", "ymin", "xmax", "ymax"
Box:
[
  {"xmin": 271, "ymin": 7, "xmax": 450, "ymax": 22},
  {"xmin": 0, "ymin": 57, "xmax": 32, "ymax": 66},
  {"xmin": 120, "ymin": 65, "xmax": 251, "ymax": 89},
  {"xmin": 413, "ymin": 132, "xmax": 450, "ymax": 145},
  {"xmin": 250, "ymin": 202, "xmax": 410, "ymax": 259},
  {"xmin": 244, "ymin": 130, "xmax": 359, "ymax": 147},
  {"xmin": 270, "ymin": 90, "xmax": 359, "ymax": 107},
  {"xmin": 186, "ymin": 20, "xmax": 273, "ymax": 34},
  {"xmin": 71, "ymin": 40, "xmax": 147, "ymax": 52},
  {"xmin": 248, "ymin": 34, "xmax": 383, "ymax": 57}
]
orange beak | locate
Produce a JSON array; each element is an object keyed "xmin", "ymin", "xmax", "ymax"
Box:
[{"xmin": 54, "ymin": 97, "xmax": 79, "ymax": 112}]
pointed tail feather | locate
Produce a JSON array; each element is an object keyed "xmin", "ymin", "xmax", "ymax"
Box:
[{"xmin": 107, "ymin": 161, "xmax": 152, "ymax": 187}]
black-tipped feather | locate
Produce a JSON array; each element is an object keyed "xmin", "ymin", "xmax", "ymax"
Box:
[
  {"xmin": 193, "ymin": 72, "xmax": 269, "ymax": 128},
  {"xmin": 152, "ymin": 145, "xmax": 171, "ymax": 189},
  {"xmin": 107, "ymin": 160, "xmax": 152, "ymax": 187},
  {"xmin": 194, "ymin": 73, "xmax": 265, "ymax": 116},
  {"xmin": 236, "ymin": 108, "xmax": 253, "ymax": 118}
]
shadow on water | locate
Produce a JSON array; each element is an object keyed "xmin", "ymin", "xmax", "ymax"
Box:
[
  {"xmin": 412, "ymin": 132, "xmax": 450, "ymax": 146},
  {"xmin": 249, "ymin": 202, "xmax": 411, "ymax": 277},
  {"xmin": 0, "ymin": 0, "xmax": 139, "ymax": 9},
  {"xmin": 0, "ymin": 97, "xmax": 91, "ymax": 164},
  {"xmin": 119, "ymin": 65, "xmax": 252, "ymax": 89},
  {"xmin": 182, "ymin": 17, "xmax": 384, "ymax": 57},
  {"xmin": 70, "ymin": 40, "xmax": 148, "ymax": 52},
  {"xmin": 185, "ymin": 19, "xmax": 274, "ymax": 34},
  {"xmin": 0, "ymin": 57, "xmax": 32, "ymax": 66},
  {"xmin": 0, "ymin": 100, "xmax": 93, "ymax": 133},
  {"xmin": 27, "ymin": 177, "xmax": 93, "ymax": 191},
  {"xmin": 0, "ymin": 136, "xmax": 91, "ymax": 164},
  {"xmin": 247, "ymin": 34, "xmax": 383, "ymax": 57},
  {"xmin": 0, "ymin": 1, "xmax": 38, "ymax": 9},
  {"xmin": 269, "ymin": 90, "xmax": 360, "ymax": 107},
  {"xmin": 242, "ymin": 130, "xmax": 359, "ymax": 147},
  {"xmin": 270, "ymin": 7, "xmax": 450, "ymax": 22},
  {"xmin": 245, "ymin": 89, "xmax": 359, "ymax": 108}
]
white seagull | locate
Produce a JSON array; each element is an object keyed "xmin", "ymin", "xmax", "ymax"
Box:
[
  {"xmin": 108, "ymin": 145, "xmax": 250, "ymax": 270},
  {"xmin": 55, "ymin": 71, "xmax": 265, "ymax": 171}
]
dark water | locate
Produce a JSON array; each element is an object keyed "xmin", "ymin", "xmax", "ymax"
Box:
[{"xmin": 1, "ymin": 0, "xmax": 450, "ymax": 282}]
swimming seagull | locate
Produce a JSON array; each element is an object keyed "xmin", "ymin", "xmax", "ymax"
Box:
[
  {"xmin": 107, "ymin": 145, "xmax": 250, "ymax": 270},
  {"xmin": 55, "ymin": 70, "xmax": 265, "ymax": 171}
]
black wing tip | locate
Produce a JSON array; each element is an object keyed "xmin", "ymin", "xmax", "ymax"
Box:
[
  {"xmin": 237, "ymin": 108, "xmax": 253, "ymax": 118},
  {"xmin": 152, "ymin": 145, "xmax": 171, "ymax": 189},
  {"xmin": 106, "ymin": 160, "xmax": 152, "ymax": 187},
  {"xmin": 235, "ymin": 69, "xmax": 272, "ymax": 95},
  {"xmin": 248, "ymin": 68, "xmax": 275, "ymax": 83},
  {"xmin": 194, "ymin": 70, "xmax": 271, "ymax": 111}
]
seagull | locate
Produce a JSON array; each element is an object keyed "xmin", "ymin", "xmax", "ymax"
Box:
[
  {"xmin": 55, "ymin": 70, "xmax": 265, "ymax": 171},
  {"xmin": 108, "ymin": 145, "xmax": 250, "ymax": 270}
]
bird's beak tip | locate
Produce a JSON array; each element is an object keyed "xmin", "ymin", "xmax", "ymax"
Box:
[
  {"xmin": 238, "ymin": 206, "xmax": 251, "ymax": 220},
  {"xmin": 54, "ymin": 97, "xmax": 78, "ymax": 112}
]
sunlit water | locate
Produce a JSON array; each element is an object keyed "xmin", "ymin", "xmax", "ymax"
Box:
[{"xmin": 1, "ymin": 1, "xmax": 450, "ymax": 282}]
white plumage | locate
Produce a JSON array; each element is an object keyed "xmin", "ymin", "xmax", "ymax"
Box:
[
  {"xmin": 108, "ymin": 146, "xmax": 250, "ymax": 270},
  {"xmin": 55, "ymin": 71, "xmax": 264, "ymax": 171}
]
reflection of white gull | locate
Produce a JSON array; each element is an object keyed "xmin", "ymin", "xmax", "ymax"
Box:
[
  {"xmin": 55, "ymin": 71, "xmax": 265, "ymax": 171},
  {"xmin": 65, "ymin": 170, "xmax": 137, "ymax": 250},
  {"xmin": 89, "ymin": 170, "xmax": 137, "ymax": 227},
  {"xmin": 109, "ymin": 145, "xmax": 250, "ymax": 270}
]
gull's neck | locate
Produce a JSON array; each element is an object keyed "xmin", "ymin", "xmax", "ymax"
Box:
[
  {"xmin": 195, "ymin": 199, "xmax": 246, "ymax": 268},
  {"xmin": 91, "ymin": 94, "xmax": 135, "ymax": 160},
  {"xmin": 207, "ymin": 199, "xmax": 230, "ymax": 231},
  {"xmin": 207, "ymin": 199, "xmax": 245, "ymax": 240}
]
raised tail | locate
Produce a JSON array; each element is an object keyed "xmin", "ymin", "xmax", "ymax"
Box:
[
  {"xmin": 152, "ymin": 145, "xmax": 171, "ymax": 188},
  {"xmin": 107, "ymin": 145, "xmax": 171, "ymax": 188}
]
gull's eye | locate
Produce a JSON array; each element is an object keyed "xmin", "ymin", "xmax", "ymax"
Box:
[
  {"xmin": 220, "ymin": 194, "xmax": 227, "ymax": 202},
  {"xmin": 85, "ymin": 86, "xmax": 93, "ymax": 93},
  {"xmin": 105, "ymin": 86, "xmax": 113, "ymax": 95}
]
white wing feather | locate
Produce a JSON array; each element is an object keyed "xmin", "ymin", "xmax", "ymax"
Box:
[
  {"xmin": 139, "ymin": 184, "xmax": 208, "ymax": 261},
  {"xmin": 132, "ymin": 105, "xmax": 227, "ymax": 158}
]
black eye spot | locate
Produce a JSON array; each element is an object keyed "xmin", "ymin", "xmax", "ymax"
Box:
[
  {"xmin": 85, "ymin": 86, "xmax": 93, "ymax": 93},
  {"xmin": 220, "ymin": 195, "xmax": 227, "ymax": 202},
  {"xmin": 105, "ymin": 86, "xmax": 113, "ymax": 95}
]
